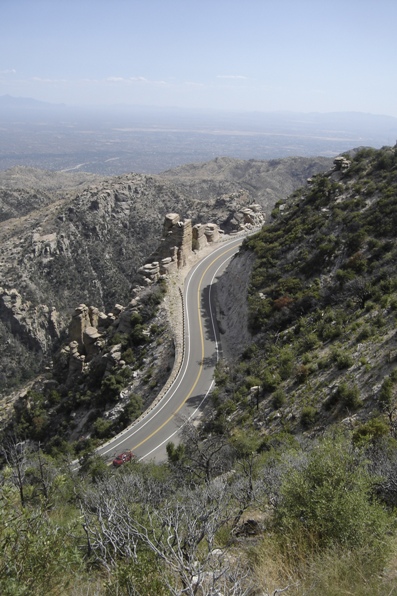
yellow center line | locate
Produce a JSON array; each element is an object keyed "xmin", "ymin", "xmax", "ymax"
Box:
[{"xmin": 130, "ymin": 244, "xmax": 238, "ymax": 452}]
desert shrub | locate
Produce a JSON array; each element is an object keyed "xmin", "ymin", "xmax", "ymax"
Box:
[
  {"xmin": 273, "ymin": 295, "xmax": 294, "ymax": 311},
  {"xmin": 300, "ymin": 406, "xmax": 317, "ymax": 428},
  {"xmin": 336, "ymin": 268, "xmax": 356, "ymax": 286},
  {"xmin": 117, "ymin": 394, "xmax": 143, "ymax": 426},
  {"xmin": 214, "ymin": 361, "xmax": 229, "ymax": 387},
  {"xmin": 364, "ymin": 180, "xmax": 377, "ymax": 196},
  {"xmin": 100, "ymin": 373, "xmax": 125, "ymax": 403},
  {"xmin": 378, "ymin": 377, "xmax": 394, "ymax": 408},
  {"xmin": 109, "ymin": 332, "xmax": 129, "ymax": 348},
  {"xmin": 246, "ymin": 375, "xmax": 262, "ymax": 389},
  {"xmin": 374, "ymin": 149, "xmax": 396, "ymax": 172},
  {"xmin": 253, "ymin": 534, "xmax": 394, "ymax": 596},
  {"xmin": 319, "ymin": 321, "xmax": 343, "ymax": 340},
  {"xmin": 140, "ymin": 280, "xmax": 167, "ymax": 320},
  {"xmin": 299, "ymin": 332, "xmax": 320, "ymax": 353},
  {"xmin": 248, "ymin": 296, "xmax": 273, "ymax": 331},
  {"xmin": 373, "ymin": 312, "xmax": 386, "ymax": 328},
  {"xmin": 276, "ymin": 276, "xmax": 303, "ymax": 295},
  {"xmin": 0, "ymin": 491, "xmax": 86, "ymax": 595},
  {"xmin": 122, "ymin": 347, "xmax": 136, "ymax": 365},
  {"xmin": 93, "ymin": 417, "xmax": 113, "ymax": 439},
  {"xmin": 336, "ymin": 381, "xmax": 362, "ymax": 410},
  {"xmin": 11, "ymin": 390, "xmax": 51, "ymax": 442},
  {"xmin": 278, "ymin": 348, "xmax": 294, "ymax": 380},
  {"xmin": 352, "ymin": 417, "xmax": 390, "ymax": 446},
  {"xmin": 346, "ymin": 229, "xmax": 367, "ymax": 254},
  {"xmin": 272, "ymin": 388, "xmax": 286, "ymax": 409},
  {"xmin": 130, "ymin": 323, "xmax": 148, "ymax": 345},
  {"xmin": 276, "ymin": 434, "xmax": 390, "ymax": 551},
  {"xmin": 356, "ymin": 324, "xmax": 372, "ymax": 341},
  {"xmin": 261, "ymin": 369, "xmax": 281, "ymax": 393},
  {"xmin": 331, "ymin": 348, "xmax": 354, "ymax": 370},
  {"xmin": 295, "ymin": 364, "xmax": 310, "ymax": 384},
  {"xmin": 344, "ymin": 252, "xmax": 367, "ymax": 273},
  {"xmin": 104, "ymin": 554, "xmax": 168, "ymax": 596}
]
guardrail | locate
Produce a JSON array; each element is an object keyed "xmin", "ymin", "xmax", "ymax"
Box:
[
  {"xmin": 128, "ymin": 285, "xmax": 185, "ymax": 423},
  {"xmin": 97, "ymin": 283, "xmax": 186, "ymax": 453},
  {"xmin": 92, "ymin": 227, "xmax": 261, "ymax": 458}
]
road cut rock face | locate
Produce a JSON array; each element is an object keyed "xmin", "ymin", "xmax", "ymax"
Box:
[
  {"xmin": 138, "ymin": 212, "xmax": 223, "ymax": 283},
  {"xmin": 215, "ymin": 249, "xmax": 255, "ymax": 362}
]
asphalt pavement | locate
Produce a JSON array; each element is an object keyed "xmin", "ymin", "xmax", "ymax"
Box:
[{"xmin": 96, "ymin": 236, "xmax": 244, "ymax": 464}]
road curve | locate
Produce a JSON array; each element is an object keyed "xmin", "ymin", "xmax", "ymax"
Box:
[{"xmin": 97, "ymin": 236, "xmax": 245, "ymax": 464}]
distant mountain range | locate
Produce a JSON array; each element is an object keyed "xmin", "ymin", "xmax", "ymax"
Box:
[
  {"xmin": 0, "ymin": 96, "xmax": 396, "ymax": 175},
  {"xmin": 0, "ymin": 94, "xmax": 64, "ymax": 108}
]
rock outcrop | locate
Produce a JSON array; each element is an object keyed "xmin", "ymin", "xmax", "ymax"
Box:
[
  {"xmin": 32, "ymin": 231, "xmax": 71, "ymax": 259},
  {"xmin": 139, "ymin": 212, "xmax": 224, "ymax": 283},
  {"xmin": 0, "ymin": 156, "xmax": 332, "ymax": 394},
  {"xmin": 0, "ymin": 286, "xmax": 60, "ymax": 353},
  {"xmin": 333, "ymin": 156, "xmax": 351, "ymax": 171}
]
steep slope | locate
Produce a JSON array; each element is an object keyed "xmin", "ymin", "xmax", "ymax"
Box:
[
  {"xmin": 0, "ymin": 156, "xmax": 332, "ymax": 394},
  {"xmin": 213, "ymin": 145, "xmax": 397, "ymax": 441}
]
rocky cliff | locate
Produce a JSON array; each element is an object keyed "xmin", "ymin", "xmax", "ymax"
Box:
[{"xmin": 0, "ymin": 155, "xmax": 332, "ymax": 395}]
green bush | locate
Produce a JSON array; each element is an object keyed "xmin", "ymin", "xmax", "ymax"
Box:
[
  {"xmin": 93, "ymin": 417, "xmax": 113, "ymax": 439},
  {"xmin": 336, "ymin": 268, "xmax": 356, "ymax": 286},
  {"xmin": 300, "ymin": 405, "xmax": 317, "ymax": 428},
  {"xmin": 337, "ymin": 381, "xmax": 362, "ymax": 410},
  {"xmin": 276, "ymin": 434, "xmax": 390, "ymax": 550},
  {"xmin": 272, "ymin": 388, "xmax": 286, "ymax": 409},
  {"xmin": 356, "ymin": 325, "xmax": 372, "ymax": 341},
  {"xmin": 261, "ymin": 369, "xmax": 281, "ymax": 393},
  {"xmin": 122, "ymin": 347, "xmax": 136, "ymax": 365},
  {"xmin": 378, "ymin": 377, "xmax": 394, "ymax": 408},
  {"xmin": 295, "ymin": 364, "xmax": 310, "ymax": 384},
  {"xmin": 331, "ymin": 348, "xmax": 354, "ymax": 370},
  {"xmin": 299, "ymin": 332, "xmax": 320, "ymax": 353},
  {"xmin": 278, "ymin": 349, "xmax": 294, "ymax": 380},
  {"xmin": 352, "ymin": 416, "xmax": 390, "ymax": 446},
  {"xmin": 100, "ymin": 373, "xmax": 125, "ymax": 403}
]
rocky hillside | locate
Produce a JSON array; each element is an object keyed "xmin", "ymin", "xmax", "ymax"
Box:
[
  {"xmin": 161, "ymin": 155, "xmax": 331, "ymax": 206},
  {"xmin": 214, "ymin": 145, "xmax": 397, "ymax": 443},
  {"xmin": 0, "ymin": 166, "xmax": 103, "ymax": 221},
  {"xmin": 3, "ymin": 149, "xmax": 397, "ymax": 596},
  {"xmin": 0, "ymin": 156, "xmax": 331, "ymax": 395}
]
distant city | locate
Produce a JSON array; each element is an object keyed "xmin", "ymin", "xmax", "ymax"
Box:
[{"xmin": 1, "ymin": 98, "xmax": 397, "ymax": 175}]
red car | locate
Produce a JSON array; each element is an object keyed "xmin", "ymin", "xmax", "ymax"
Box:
[{"xmin": 112, "ymin": 450, "xmax": 134, "ymax": 467}]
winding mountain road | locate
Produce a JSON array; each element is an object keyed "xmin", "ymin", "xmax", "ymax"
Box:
[{"xmin": 96, "ymin": 236, "xmax": 245, "ymax": 464}]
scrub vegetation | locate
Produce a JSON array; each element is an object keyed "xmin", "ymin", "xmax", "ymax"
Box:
[
  {"xmin": 212, "ymin": 145, "xmax": 397, "ymax": 441},
  {"xmin": 3, "ymin": 145, "xmax": 397, "ymax": 593},
  {"xmin": 1, "ymin": 425, "xmax": 397, "ymax": 595}
]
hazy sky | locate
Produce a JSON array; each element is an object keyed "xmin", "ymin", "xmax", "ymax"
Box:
[{"xmin": 1, "ymin": 0, "xmax": 396, "ymax": 116}]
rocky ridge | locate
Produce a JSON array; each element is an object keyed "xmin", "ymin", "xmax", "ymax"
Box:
[
  {"xmin": 1, "ymin": 211, "xmax": 255, "ymax": 446},
  {"xmin": 0, "ymin": 155, "xmax": 332, "ymax": 396}
]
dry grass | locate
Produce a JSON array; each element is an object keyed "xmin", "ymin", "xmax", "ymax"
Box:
[{"xmin": 250, "ymin": 533, "xmax": 397, "ymax": 596}]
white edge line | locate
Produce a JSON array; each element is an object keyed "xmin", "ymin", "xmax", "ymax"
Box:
[
  {"xmin": 139, "ymin": 252, "xmax": 234, "ymax": 460},
  {"xmin": 98, "ymin": 237, "xmax": 243, "ymax": 459}
]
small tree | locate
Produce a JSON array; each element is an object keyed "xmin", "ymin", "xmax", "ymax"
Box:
[
  {"xmin": 1, "ymin": 436, "xmax": 31, "ymax": 508},
  {"xmin": 170, "ymin": 420, "xmax": 234, "ymax": 484}
]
